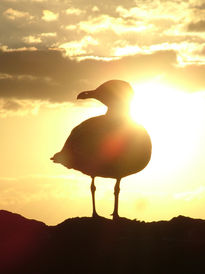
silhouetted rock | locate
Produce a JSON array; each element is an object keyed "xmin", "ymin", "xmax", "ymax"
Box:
[
  {"xmin": 1, "ymin": 211, "xmax": 205, "ymax": 273},
  {"xmin": 0, "ymin": 210, "xmax": 48, "ymax": 274}
]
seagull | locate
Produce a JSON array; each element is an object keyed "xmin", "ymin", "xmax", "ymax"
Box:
[{"xmin": 51, "ymin": 80, "xmax": 152, "ymax": 219}]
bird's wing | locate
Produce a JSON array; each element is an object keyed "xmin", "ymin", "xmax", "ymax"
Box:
[{"xmin": 62, "ymin": 116, "xmax": 105, "ymax": 155}]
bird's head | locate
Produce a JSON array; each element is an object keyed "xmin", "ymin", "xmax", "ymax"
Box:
[{"xmin": 77, "ymin": 80, "xmax": 134, "ymax": 114}]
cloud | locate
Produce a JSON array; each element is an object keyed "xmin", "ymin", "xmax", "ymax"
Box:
[
  {"xmin": 42, "ymin": 10, "xmax": 59, "ymax": 22},
  {"xmin": 78, "ymin": 14, "xmax": 156, "ymax": 34},
  {"xmin": 0, "ymin": 45, "xmax": 37, "ymax": 52},
  {"xmin": 0, "ymin": 73, "xmax": 12, "ymax": 80},
  {"xmin": 92, "ymin": 6, "xmax": 99, "ymax": 12},
  {"xmin": 188, "ymin": 20, "xmax": 205, "ymax": 32},
  {"xmin": 23, "ymin": 35, "xmax": 42, "ymax": 44},
  {"xmin": 113, "ymin": 44, "xmax": 141, "ymax": 57},
  {"xmin": 0, "ymin": 46, "xmax": 205, "ymax": 106},
  {"xmin": 0, "ymin": 98, "xmax": 73, "ymax": 117},
  {"xmin": 0, "ymin": 49, "xmax": 81, "ymax": 102},
  {"xmin": 116, "ymin": 2, "xmax": 190, "ymax": 21},
  {"xmin": 0, "ymin": 99, "xmax": 39, "ymax": 117},
  {"xmin": 174, "ymin": 186, "xmax": 205, "ymax": 201},
  {"xmin": 40, "ymin": 32, "xmax": 56, "ymax": 37},
  {"xmin": 116, "ymin": 5, "xmax": 149, "ymax": 19},
  {"xmin": 0, "ymin": 0, "xmax": 204, "ymax": 67},
  {"xmin": 3, "ymin": 8, "xmax": 34, "ymax": 20},
  {"xmin": 0, "ymin": 48, "xmax": 176, "ymax": 102},
  {"xmin": 65, "ymin": 7, "xmax": 85, "ymax": 16},
  {"xmin": 0, "ymin": 71, "xmax": 62, "ymax": 102},
  {"xmin": 59, "ymin": 36, "xmax": 98, "ymax": 57},
  {"xmin": 65, "ymin": 25, "xmax": 77, "ymax": 31},
  {"xmin": 111, "ymin": 39, "xmax": 205, "ymax": 66}
]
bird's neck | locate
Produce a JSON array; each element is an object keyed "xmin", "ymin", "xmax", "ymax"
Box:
[{"xmin": 106, "ymin": 107, "xmax": 130, "ymax": 119}]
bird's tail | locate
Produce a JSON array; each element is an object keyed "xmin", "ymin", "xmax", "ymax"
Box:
[
  {"xmin": 50, "ymin": 151, "xmax": 72, "ymax": 168},
  {"xmin": 50, "ymin": 152, "xmax": 62, "ymax": 163}
]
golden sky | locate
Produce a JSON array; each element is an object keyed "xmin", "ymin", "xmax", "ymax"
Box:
[{"xmin": 1, "ymin": 0, "xmax": 205, "ymax": 225}]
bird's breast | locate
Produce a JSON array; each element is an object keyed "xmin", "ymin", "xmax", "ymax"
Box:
[{"xmin": 67, "ymin": 116, "xmax": 152, "ymax": 178}]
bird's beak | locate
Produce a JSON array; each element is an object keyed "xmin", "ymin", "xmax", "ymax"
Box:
[{"xmin": 77, "ymin": 90, "xmax": 96, "ymax": 100}]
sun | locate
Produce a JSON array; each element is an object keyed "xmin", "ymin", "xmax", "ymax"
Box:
[{"xmin": 129, "ymin": 80, "xmax": 205, "ymax": 177}]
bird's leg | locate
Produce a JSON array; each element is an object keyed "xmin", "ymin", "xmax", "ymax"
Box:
[
  {"xmin": 112, "ymin": 178, "xmax": 121, "ymax": 220},
  {"xmin": 90, "ymin": 177, "xmax": 99, "ymax": 218}
]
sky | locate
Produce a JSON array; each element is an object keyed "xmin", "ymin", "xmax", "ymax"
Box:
[{"xmin": 1, "ymin": 0, "xmax": 205, "ymax": 225}]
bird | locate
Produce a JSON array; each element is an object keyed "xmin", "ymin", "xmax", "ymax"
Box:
[{"xmin": 51, "ymin": 80, "xmax": 152, "ymax": 220}]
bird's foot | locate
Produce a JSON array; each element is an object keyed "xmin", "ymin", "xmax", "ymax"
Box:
[
  {"xmin": 111, "ymin": 212, "xmax": 121, "ymax": 221},
  {"xmin": 92, "ymin": 212, "xmax": 101, "ymax": 218}
]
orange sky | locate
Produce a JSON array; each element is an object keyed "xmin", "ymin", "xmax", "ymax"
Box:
[{"xmin": 1, "ymin": 0, "xmax": 205, "ymax": 225}]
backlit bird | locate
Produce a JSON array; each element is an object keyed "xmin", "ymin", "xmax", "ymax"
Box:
[{"xmin": 51, "ymin": 80, "xmax": 152, "ymax": 219}]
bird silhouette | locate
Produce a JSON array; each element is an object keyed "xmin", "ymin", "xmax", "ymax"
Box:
[{"xmin": 51, "ymin": 80, "xmax": 152, "ymax": 219}]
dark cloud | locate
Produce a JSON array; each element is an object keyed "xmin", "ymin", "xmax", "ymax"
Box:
[
  {"xmin": 0, "ymin": 49, "xmax": 85, "ymax": 102},
  {"xmin": 0, "ymin": 48, "xmax": 205, "ymax": 103},
  {"xmin": 190, "ymin": 2, "xmax": 205, "ymax": 10},
  {"xmin": 188, "ymin": 20, "xmax": 205, "ymax": 32},
  {"xmin": 2, "ymin": 100, "xmax": 22, "ymax": 111},
  {"xmin": 0, "ymin": 49, "xmax": 179, "ymax": 102},
  {"xmin": 0, "ymin": 100, "xmax": 21, "ymax": 114}
]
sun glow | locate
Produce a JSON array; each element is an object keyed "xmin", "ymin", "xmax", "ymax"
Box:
[{"xmin": 130, "ymin": 80, "xmax": 205, "ymax": 177}]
